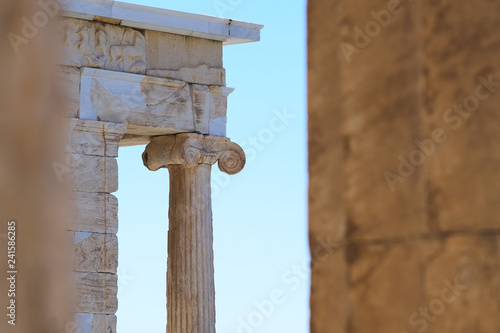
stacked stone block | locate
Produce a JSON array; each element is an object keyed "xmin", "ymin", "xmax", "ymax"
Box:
[
  {"xmin": 58, "ymin": 15, "xmax": 228, "ymax": 333},
  {"xmin": 65, "ymin": 118, "xmax": 125, "ymax": 333},
  {"xmin": 57, "ymin": 5, "xmax": 253, "ymax": 331}
]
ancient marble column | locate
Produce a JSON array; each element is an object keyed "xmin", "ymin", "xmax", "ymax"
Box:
[{"xmin": 143, "ymin": 133, "xmax": 245, "ymax": 333}]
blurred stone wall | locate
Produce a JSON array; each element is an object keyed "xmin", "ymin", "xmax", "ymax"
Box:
[
  {"xmin": 0, "ymin": 0, "xmax": 72, "ymax": 332},
  {"xmin": 308, "ymin": 0, "xmax": 500, "ymax": 332}
]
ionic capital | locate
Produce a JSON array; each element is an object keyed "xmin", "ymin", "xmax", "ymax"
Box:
[{"xmin": 142, "ymin": 133, "xmax": 246, "ymax": 175}]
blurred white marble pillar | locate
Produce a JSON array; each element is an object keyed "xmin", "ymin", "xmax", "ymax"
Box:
[{"xmin": 142, "ymin": 133, "xmax": 245, "ymax": 333}]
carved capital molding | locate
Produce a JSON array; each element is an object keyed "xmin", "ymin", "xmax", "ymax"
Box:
[{"xmin": 142, "ymin": 133, "xmax": 246, "ymax": 175}]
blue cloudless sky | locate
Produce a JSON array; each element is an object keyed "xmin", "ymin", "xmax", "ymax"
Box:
[{"xmin": 115, "ymin": 1, "xmax": 308, "ymax": 332}]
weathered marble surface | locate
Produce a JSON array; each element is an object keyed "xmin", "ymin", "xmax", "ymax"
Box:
[
  {"xmin": 59, "ymin": 16, "xmax": 231, "ymax": 83},
  {"xmin": 66, "ymin": 118, "xmax": 122, "ymax": 329},
  {"xmin": 166, "ymin": 164, "xmax": 216, "ymax": 333},
  {"xmin": 58, "ymin": 66, "xmax": 81, "ymax": 118},
  {"xmin": 61, "ymin": 18, "xmax": 146, "ymax": 74},
  {"xmin": 59, "ymin": 17, "xmax": 235, "ymax": 142},
  {"xmin": 143, "ymin": 133, "xmax": 246, "ymax": 175},
  {"xmin": 65, "ymin": 119, "xmax": 126, "ymax": 157},
  {"xmin": 71, "ymin": 192, "xmax": 118, "ymax": 234},
  {"xmin": 57, "ymin": 2, "xmax": 261, "ymax": 331},
  {"xmin": 145, "ymin": 30, "xmax": 225, "ymax": 86},
  {"xmin": 91, "ymin": 314, "xmax": 116, "ymax": 333},
  {"xmin": 145, "ymin": 30, "xmax": 222, "ymax": 71},
  {"xmin": 74, "ymin": 313, "xmax": 117, "ymax": 333},
  {"xmin": 148, "ymin": 65, "xmax": 226, "ymax": 86},
  {"xmin": 74, "ymin": 232, "xmax": 118, "ymax": 273},
  {"xmin": 142, "ymin": 134, "xmax": 246, "ymax": 333},
  {"xmin": 74, "ymin": 272, "xmax": 118, "ymax": 314},
  {"xmin": 208, "ymin": 86, "xmax": 232, "ymax": 137},
  {"xmin": 71, "ymin": 154, "xmax": 118, "ymax": 193},
  {"xmin": 60, "ymin": 0, "xmax": 263, "ymax": 45},
  {"xmin": 209, "ymin": 86, "xmax": 231, "ymax": 119},
  {"xmin": 80, "ymin": 68, "xmax": 233, "ymax": 138}
]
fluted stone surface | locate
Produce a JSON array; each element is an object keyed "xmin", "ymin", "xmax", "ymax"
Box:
[
  {"xmin": 143, "ymin": 133, "xmax": 245, "ymax": 333},
  {"xmin": 167, "ymin": 164, "xmax": 215, "ymax": 333}
]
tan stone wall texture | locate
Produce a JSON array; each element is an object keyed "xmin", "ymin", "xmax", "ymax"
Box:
[
  {"xmin": 0, "ymin": 0, "xmax": 72, "ymax": 332},
  {"xmin": 308, "ymin": 0, "xmax": 500, "ymax": 332}
]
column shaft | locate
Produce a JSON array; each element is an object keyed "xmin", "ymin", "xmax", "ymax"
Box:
[
  {"xmin": 143, "ymin": 133, "xmax": 245, "ymax": 333},
  {"xmin": 167, "ymin": 164, "xmax": 215, "ymax": 333}
]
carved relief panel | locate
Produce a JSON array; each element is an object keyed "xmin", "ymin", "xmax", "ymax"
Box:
[{"xmin": 60, "ymin": 18, "xmax": 146, "ymax": 74}]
